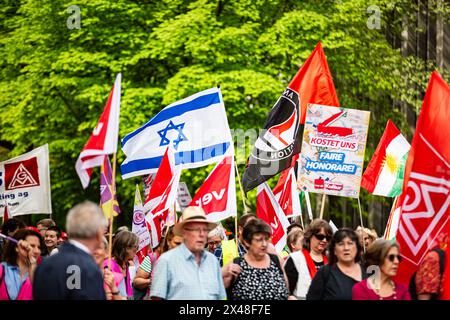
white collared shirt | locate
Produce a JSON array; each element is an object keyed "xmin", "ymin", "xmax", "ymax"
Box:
[{"xmin": 69, "ymin": 239, "xmax": 92, "ymax": 255}]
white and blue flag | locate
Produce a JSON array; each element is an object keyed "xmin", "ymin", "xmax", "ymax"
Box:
[{"xmin": 121, "ymin": 87, "xmax": 233, "ymax": 179}]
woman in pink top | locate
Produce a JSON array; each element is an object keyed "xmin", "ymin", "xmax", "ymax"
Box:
[
  {"xmin": 352, "ymin": 239, "xmax": 411, "ymax": 300},
  {"xmin": 0, "ymin": 228, "xmax": 43, "ymax": 300}
]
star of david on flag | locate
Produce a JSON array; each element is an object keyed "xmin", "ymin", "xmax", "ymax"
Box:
[
  {"xmin": 157, "ymin": 120, "xmax": 187, "ymax": 149},
  {"xmin": 120, "ymin": 87, "xmax": 234, "ymax": 179}
]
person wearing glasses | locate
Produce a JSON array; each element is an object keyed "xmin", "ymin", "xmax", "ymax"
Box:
[
  {"xmin": 284, "ymin": 219, "xmax": 332, "ymax": 300},
  {"xmin": 103, "ymin": 230, "xmax": 139, "ymax": 299},
  {"xmin": 352, "ymin": 239, "xmax": 410, "ymax": 300},
  {"xmin": 150, "ymin": 207, "xmax": 226, "ymax": 300},
  {"xmin": 223, "ymin": 219, "xmax": 289, "ymax": 300},
  {"xmin": 207, "ymin": 227, "xmax": 224, "ymax": 254},
  {"xmin": 307, "ymin": 228, "xmax": 366, "ymax": 300}
]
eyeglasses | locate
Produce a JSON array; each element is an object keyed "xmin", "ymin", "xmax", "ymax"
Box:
[
  {"xmin": 208, "ymin": 240, "xmax": 222, "ymax": 246},
  {"xmin": 184, "ymin": 227, "xmax": 209, "ymax": 234},
  {"xmin": 314, "ymin": 233, "xmax": 331, "ymax": 242},
  {"xmin": 387, "ymin": 254, "xmax": 402, "ymax": 262}
]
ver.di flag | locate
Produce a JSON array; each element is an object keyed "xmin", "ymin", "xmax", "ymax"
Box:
[
  {"xmin": 132, "ymin": 185, "xmax": 151, "ymax": 267},
  {"xmin": 394, "ymin": 72, "xmax": 450, "ymax": 285},
  {"xmin": 243, "ymin": 42, "xmax": 339, "ymax": 192},
  {"xmin": 121, "ymin": 87, "xmax": 233, "ymax": 179},
  {"xmin": 100, "ymin": 155, "xmax": 120, "ymax": 219},
  {"xmin": 0, "ymin": 144, "xmax": 52, "ymax": 216},
  {"xmin": 361, "ymin": 120, "xmax": 410, "ymax": 197},
  {"xmin": 189, "ymin": 156, "xmax": 237, "ymax": 222},
  {"xmin": 257, "ymin": 182, "xmax": 290, "ymax": 253},
  {"xmin": 75, "ymin": 74, "xmax": 121, "ymax": 188}
]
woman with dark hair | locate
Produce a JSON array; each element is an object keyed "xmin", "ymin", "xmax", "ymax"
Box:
[
  {"xmin": 306, "ymin": 228, "xmax": 367, "ymax": 300},
  {"xmin": 353, "ymin": 239, "xmax": 410, "ymax": 300},
  {"xmin": 103, "ymin": 230, "xmax": 139, "ymax": 299},
  {"xmin": 132, "ymin": 225, "xmax": 183, "ymax": 299},
  {"xmin": 224, "ymin": 219, "xmax": 289, "ymax": 300},
  {"xmin": 284, "ymin": 219, "xmax": 332, "ymax": 299},
  {"xmin": 0, "ymin": 228, "xmax": 43, "ymax": 300}
]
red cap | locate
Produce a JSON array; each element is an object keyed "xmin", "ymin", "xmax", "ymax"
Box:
[{"xmin": 26, "ymin": 226, "xmax": 41, "ymax": 234}]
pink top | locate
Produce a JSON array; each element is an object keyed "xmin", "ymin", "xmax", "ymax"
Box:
[
  {"xmin": 0, "ymin": 264, "xmax": 33, "ymax": 300},
  {"xmin": 352, "ymin": 279, "xmax": 411, "ymax": 300}
]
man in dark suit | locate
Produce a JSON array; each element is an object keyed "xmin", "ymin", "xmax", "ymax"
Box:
[{"xmin": 33, "ymin": 201, "xmax": 108, "ymax": 300}]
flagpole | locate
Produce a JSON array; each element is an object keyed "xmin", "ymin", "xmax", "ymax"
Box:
[
  {"xmin": 357, "ymin": 197, "xmax": 366, "ymax": 254},
  {"xmin": 319, "ymin": 194, "xmax": 326, "ymax": 220},
  {"xmin": 304, "ymin": 191, "xmax": 313, "ymax": 221},
  {"xmin": 384, "ymin": 196, "xmax": 399, "ymax": 239},
  {"xmin": 234, "ymin": 158, "xmax": 248, "ymax": 256},
  {"xmin": 108, "ymin": 152, "xmax": 117, "ymax": 270}
]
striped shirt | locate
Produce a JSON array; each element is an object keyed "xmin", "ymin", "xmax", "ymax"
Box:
[{"xmin": 150, "ymin": 243, "xmax": 226, "ymax": 300}]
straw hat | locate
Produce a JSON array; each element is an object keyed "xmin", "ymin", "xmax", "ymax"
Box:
[{"xmin": 173, "ymin": 206, "xmax": 217, "ymax": 235}]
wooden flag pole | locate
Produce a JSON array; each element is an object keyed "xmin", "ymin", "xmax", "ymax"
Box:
[
  {"xmin": 108, "ymin": 152, "xmax": 117, "ymax": 270},
  {"xmin": 357, "ymin": 197, "xmax": 366, "ymax": 254},
  {"xmin": 319, "ymin": 194, "xmax": 326, "ymax": 220}
]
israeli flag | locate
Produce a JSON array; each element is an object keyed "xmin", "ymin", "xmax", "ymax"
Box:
[{"xmin": 121, "ymin": 88, "xmax": 233, "ymax": 179}]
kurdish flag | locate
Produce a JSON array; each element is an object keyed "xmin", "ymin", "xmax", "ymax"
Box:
[{"xmin": 361, "ymin": 120, "xmax": 410, "ymax": 197}]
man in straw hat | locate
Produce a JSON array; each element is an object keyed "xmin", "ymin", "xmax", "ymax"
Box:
[{"xmin": 150, "ymin": 206, "xmax": 226, "ymax": 300}]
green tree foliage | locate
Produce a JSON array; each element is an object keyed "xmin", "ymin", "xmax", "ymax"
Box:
[{"xmin": 0, "ymin": 0, "xmax": 448, "ymax": 231}]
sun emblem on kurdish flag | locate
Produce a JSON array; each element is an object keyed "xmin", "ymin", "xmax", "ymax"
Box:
[
  {"xmin": 384, "ymin": 153, "xmax": 400, "ymax": 174},
  {"xmin": 157, "ymin": 120, "xmax": 188, "ymax": 150}
]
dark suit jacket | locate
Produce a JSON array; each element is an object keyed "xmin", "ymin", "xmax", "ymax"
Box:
[{"xmin": 33, "ymin": 242, "xmax": 106, "ymax": 300}]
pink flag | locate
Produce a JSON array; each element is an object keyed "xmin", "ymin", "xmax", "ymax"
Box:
[
  {"xmin": 189, "ymin": 156, "xmax": 237, "ymax": 222},
  {"xmin": 75, "ymin": 74, "xmax": 121, "ymax": 188},
  {"xmin": 257, "ymin": 182, "xmax": 290, "ymax": 253}
]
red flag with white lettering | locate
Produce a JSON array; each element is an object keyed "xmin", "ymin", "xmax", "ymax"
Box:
[
  {"xmin": 257, "ymin": 182, "xmax": 290, "ymax": 253},
  {"xmin": 394, "ymin": 72, "xmax": 450, "ymax": 285},
  {"xmin": 189, "ymin": 156, "xmax": 237, "ymax": 222},
  {"xmin": 75, "ymin": 74, "xmax": 121, "ymax": 188}
]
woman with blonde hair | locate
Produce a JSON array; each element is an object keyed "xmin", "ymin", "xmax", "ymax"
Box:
[{"xmin": 352, "ymin": 239, "xmax": 410, "ymax": 300}]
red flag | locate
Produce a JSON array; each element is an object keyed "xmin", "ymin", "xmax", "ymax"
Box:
[
  {"xmin": 394, "ymin": 72, "xmax": 450, "ymax": 285},
  {"xmin": 289, "ymin": 42, "xmax": 340, "ymax": 125},
  {"xmin": 144, "ymin": 146, "xmax": 180, "ymax": 216},
  {"xmin": 189, "ymin": 156, "xmax": 237, "ymax": 222},
  {"xmin": 273, "ymin": 155, "xmax": 301, "ymax": 218},
  {"xmin": 257, "ymin": 183, "xmax": 290, "ymax": 253},
  {"xmin": 75, "ymin": 74, "xmax": 121, "ymax": 188},
  {"xmin": 144, "ymin": 146, "xmax": 181, "ymax": 247}
]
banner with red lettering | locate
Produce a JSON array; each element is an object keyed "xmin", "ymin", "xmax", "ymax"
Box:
[
  {"xmin": 298, "ymin": 104, "xmax": 370, "ymax": 198},
  {"xmin": 257, "ymin": 182, "xmax": 290, "ymax": 253},
  {"xmin": 189, "ymin": 156, "xmax": 236, "ymax": 222}
]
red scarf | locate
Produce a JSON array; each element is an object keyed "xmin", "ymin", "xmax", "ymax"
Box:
[{"xmin": 302, "ymin": 249, "xmax": 328, "ymax": 278}]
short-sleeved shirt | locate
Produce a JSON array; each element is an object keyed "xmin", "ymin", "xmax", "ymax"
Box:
[{"xmin": 150, "ymin": 243, "xmax": 226, "ymax": 300}]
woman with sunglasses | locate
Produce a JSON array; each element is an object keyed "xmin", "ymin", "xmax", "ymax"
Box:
[
  {"xmin": 307, "ymin": 228, "xmax": 366, "ymax": 300},
  {"xmin": 284, "ymin": 219, "xmax": 332, "ymax": 300},
  {"xmin": 353, "ymin": 239, "xmax": 410, "ymax": 300}
]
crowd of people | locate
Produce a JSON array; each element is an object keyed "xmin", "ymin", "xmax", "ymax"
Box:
[{"xmin": 0, "ymin": 201, "xmax": 447, "ymax": 300}]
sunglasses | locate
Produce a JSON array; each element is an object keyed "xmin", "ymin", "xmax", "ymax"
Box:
[
  {"xmin": 314, "ymin": 233, "xmax": 331, "ymax": 242},
  {"xmin": 387, "ymin": 254, "xmax": 402, "ymax": 262}
]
